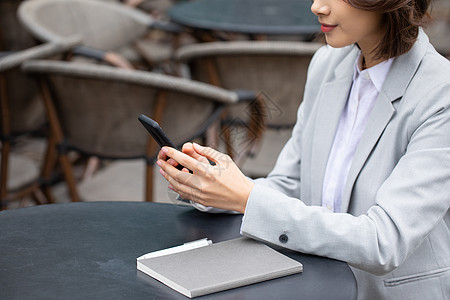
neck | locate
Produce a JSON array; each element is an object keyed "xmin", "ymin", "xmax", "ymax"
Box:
[
  {"xmin": 359, "ymin": 51, "xmax": 385, "ymax": 70},
  {"xmin": 358, "ymin": 42, "xmax": 386, "ymax": 70}
]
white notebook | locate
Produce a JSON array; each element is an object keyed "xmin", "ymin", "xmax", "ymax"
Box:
[{"xmin": 137, "ymin": 237, "xmax": 303, "ymax": 298}]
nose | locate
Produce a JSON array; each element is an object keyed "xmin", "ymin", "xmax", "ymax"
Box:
[{"xmin": 311, "ymin": 0, "xmax": 330, "ymax": 16}]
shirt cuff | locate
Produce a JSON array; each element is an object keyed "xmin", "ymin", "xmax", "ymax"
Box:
[
  {"xmin": 239, "ymin": 183, "xmax": 257, "ymax": 234},
  {"xmin": 190, "ymin": 201, "xmax": 241, "ymax": 214}
]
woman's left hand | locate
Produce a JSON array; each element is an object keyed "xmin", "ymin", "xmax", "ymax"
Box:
[{"xmin": 157, "ymin": 143, "xmax": 254, "ymax": 213}]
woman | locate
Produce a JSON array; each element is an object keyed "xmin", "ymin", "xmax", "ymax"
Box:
[{"xmin": 157, "ymin": 0, "xmax": 450, "ymax": 298}]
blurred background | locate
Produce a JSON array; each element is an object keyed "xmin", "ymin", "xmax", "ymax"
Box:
[{"xmin": 1, "ymin": 0, "xmax": 449, "ymax": 210}]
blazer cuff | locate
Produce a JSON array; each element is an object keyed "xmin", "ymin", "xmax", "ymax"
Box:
[{"xmin": 240, "ymin": 183, "xmax": 305, "ymax": 246}]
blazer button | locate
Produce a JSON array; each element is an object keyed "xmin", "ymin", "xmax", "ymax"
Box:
[{"xmin": 279, "ymin": 234, "xmax": 288, "ymax": 243}]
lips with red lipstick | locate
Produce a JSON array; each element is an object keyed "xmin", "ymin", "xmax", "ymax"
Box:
[{"xmin": 320, "ymin": 23, "xmax": 337, "ymax": 33}]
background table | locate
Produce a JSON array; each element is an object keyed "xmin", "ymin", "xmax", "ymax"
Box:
[
  {"xmin": 0, "ymin": 202, "xmax": 357, "ymax": 299},
  {"xmin": 169, "ymin": 0, "xmax": 320, "ymax": 37}
]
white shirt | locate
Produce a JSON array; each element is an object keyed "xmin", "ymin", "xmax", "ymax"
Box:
[{"xmin": 321, "ymin": 53, "xmax": 393, "ymax": 212}]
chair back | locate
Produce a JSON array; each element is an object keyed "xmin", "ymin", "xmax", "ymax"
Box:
[
  {"xmin": 0, "ymin": 0, "xmax": 36, "ymax": 51},
  {"xmin": 22, "ymin": 59, "xmax": 247, "ymax": 202},
  {"xmin": 18, "ymin": 0, "xmax": 152, "ymax": 51},
  {"xmin": 1, "ymin": 67, "xmax": 44, "ymax": 134},
  {"xmin": 22, "ymin": 60, "xmax": 240, "ymax": 158},
  {"xmin": 0, "ymin": 39, "xmax": 79, "ymax": 208},
  {"xmin": 0, "ymin": 0, "xmax": 45, "ymax": 134},
  {"xmin": 175, "ymin": 40, "xmax": 322, "ymax": 128}
]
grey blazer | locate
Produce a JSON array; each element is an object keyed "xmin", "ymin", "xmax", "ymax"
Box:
[{"xmin": 241, "ymin": 30, "xmax": 450, "ymax": 299}]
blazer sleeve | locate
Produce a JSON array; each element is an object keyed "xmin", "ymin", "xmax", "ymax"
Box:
[{"xmin": 241, "ymin": 53, "xmax": 450, "ymax": 276}]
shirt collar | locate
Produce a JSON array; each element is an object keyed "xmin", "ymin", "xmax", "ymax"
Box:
[{"xmin": 353, "ymin": 52, "xmax": 394, "ymax": 92}]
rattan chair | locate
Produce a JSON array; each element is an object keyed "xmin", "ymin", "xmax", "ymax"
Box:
[
  {"xmin": 0, "ymin": 0, "xmax": 37, "ymax": 51},
  {"xmin": 22, "ymin": 59, "xmax": 255, "ymax": 202},
  {"xmin": 0, "ymin": 39, "xmax": 79, "ymax": 209},
  {"xmin": 175, "ymin": 40, "xmax": 322, "ymax": 175},
  {"xmin": 18, "ymin": 0, "xmax": 182, "ymax": 71}
]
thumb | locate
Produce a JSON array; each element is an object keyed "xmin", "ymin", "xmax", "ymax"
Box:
[
  {"xmin": 181, "ymin": 142, "xmax": 196, "ymax": 156},
  {"xmin": 183, "ymin": 142, "xmax": 209, "ymax": 163},
  {"xmin": 192, "ymin": 143, "xmax": 230, "ymax": 166}
]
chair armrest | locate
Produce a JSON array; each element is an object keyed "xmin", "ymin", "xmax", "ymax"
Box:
[
  {"xmin": 0, "ymin": 52, "xmax": 12, "ymax": 59},
  {"xmin": 71, "ymin": 46, "xmax": 105, "ymax": 61},
  {"xmin": 175, "ymin": 40, "xmax": 323, "ymax": 62},
  {"xmin": 72, "ymin": 46, "xmax": 134, "ymax": 69},
  {"xmin": 233, "ymin": 89, "xmax": 257, "ymax": 103},
  {"xmin": 21, "ymin": 59, "xmax": 254, "ymax": 105},
  {"xmin": 0, "ymin": 37, "xmax": 80, "ymax": 72}
]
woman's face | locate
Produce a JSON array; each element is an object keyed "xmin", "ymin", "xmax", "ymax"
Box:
[{"xmin": 311, "ymin": 0, "xmax": 385, "ymax": 54}]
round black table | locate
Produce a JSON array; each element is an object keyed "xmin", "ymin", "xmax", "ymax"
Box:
[
  {"xmin": 0, "ymin": 202, "xmax": 357, "ymax": 299},
  {"xmin": 168, "ymin": 0, "xmax": 320, "ymax": 37}
]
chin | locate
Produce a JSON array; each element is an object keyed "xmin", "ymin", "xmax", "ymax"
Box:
[
  {"xmin": 325, "ymin": 39, "xmax": 354, "ymax": 49},
  {"xmin": 323, "ymin": 33, "xmax": 355, "ymax": 49}
]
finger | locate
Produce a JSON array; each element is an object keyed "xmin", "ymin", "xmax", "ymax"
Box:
[
  {"xmin": 181, "ymin": 142, "xmax": 194, "ymax": 153},
  {"xmin": 162, "ymin": 146, "xmax": 209, "ymax": 174},
  {"xmin": 192, "ymin": 143, "xmax": 231, "ymax": 166},
  {"xmin": 157, "ymin": 148, "xmax": 168, "ymax": 161},
  {"xmin": 174, "ymin": 185, "xmax": 204, "ymax": 203},
  {"xmin": 166, "ymin": 158, "xmax": 179, "ymax": 167},
  {"xmin": 182, "ymin": 143, "xmax": 209, "ymax": 163},
  {"xmin": 158, "ymin": 161, "xmax": 202, "ymax": 199},
  {"xmin": 158, "ymin": 158, "xmax": 193, "ymax": 186},
  {"xmin": 163, "ymin": 170, "xmax": 196, "ymax": 199},
  {"xmin": 181, "ymin": 143, "xmax": 199, "ymax": 158},
  {"xmin": 158, "ymin": 148, "xmax": 179, "ymax": 168}
]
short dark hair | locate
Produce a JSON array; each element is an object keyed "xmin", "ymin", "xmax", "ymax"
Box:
[{"xmin": 345, "ymin": 0, "xmax": 431, "ymax": 59}]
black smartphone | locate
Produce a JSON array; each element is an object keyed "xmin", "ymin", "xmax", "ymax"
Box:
[{"xmin": 138, "ymin": 114, "xmax": 188, "ymax": 171}]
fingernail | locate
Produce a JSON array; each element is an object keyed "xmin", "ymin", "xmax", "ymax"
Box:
[
  {"xmin": 162, "ymin": 147, "xmax": 168, "ymax": 153},
  {"xmin": 156, "ymin": 160, "xmax": 162, "ymax": 167},
  {"xmin": 168, "ymin": 184, "xmax": 174, "ymax": 190},
  {"xmin": 159, "ymin": 168, "xmax": 165, "ymax": 176}
]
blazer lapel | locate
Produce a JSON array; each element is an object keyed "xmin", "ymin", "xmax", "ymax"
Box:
[
  {"xmin": 340, "ymin": 92, "xmax": 395, "ymax": 212},
  {"xmin": 340, "ymin": 30, "xmax": 430, "ymax": 212},
  {"xmin": 310, "ymin": 48, "xmax": 357, "ymax": 207}
]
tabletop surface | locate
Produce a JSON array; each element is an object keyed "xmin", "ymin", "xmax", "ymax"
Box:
[
  {"xmin": 168, "ymin": 0, "xmax": 320, "ymax": 36},
  {"xmin": 0, "ymin": 202, "xmax": 357, "ymax": 299}
]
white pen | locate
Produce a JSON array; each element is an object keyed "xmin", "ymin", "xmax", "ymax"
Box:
[{"xmin": 137, "ymin": 238, "xmax": 213, "ymax": 260}]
